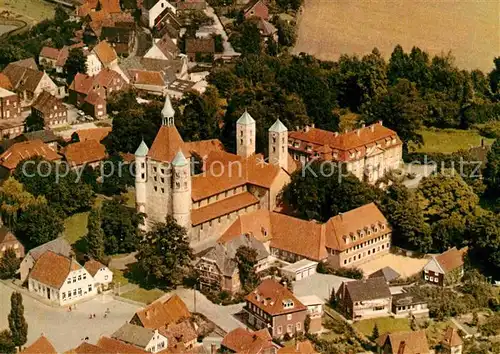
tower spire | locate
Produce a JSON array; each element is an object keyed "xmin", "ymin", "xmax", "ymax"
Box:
[{"xmin": 161, "ymin": 95, "xmax": 175, "ymax": 126}]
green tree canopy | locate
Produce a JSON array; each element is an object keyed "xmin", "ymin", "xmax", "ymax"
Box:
[
  {"xmin": 8, "ymin": 292, "xmax": 27, "ymax": 350},
  {"xmin": 64, "ymin": 48, "xmax": 87, "ymax": 84},
  {"xmin": 136, "ymin": 216, "xmax": 193, "ymax": 288},
  {"xmin": 0, "ymin": 178, "xmax": 46, "ymax": 227},
  {"xmin": 14, "ymin": 204, "xmax": 64, "ymax": 250},
  {"xmin": 84, "ymin": 208, "xmax": 105, "ymax": 262},
  {"xmin": 25, "ymin": 114, "xmax": 45, "ymax": 132},
  {"xmin": 0, "ymin": 330, "xmax": 16, "ymax": 354},
  {"xmin": 484, "ymin": 139, "xmax": 500, "ymax": 198},
  {"xmin": 0, "ymin": 249, "xmax": 21, "ymax": 279},
  {"xmin": 235, "ymin": 245, "xmax": 258, "ymax": 291},
  {"xmin": 466, "ymin": 211, "xmax": 500, "ymax": 277}
]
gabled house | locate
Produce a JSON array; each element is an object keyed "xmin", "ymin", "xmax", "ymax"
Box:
[
  {"xmin": 31, "ymin": 90, "xmax": 68, "ymax": 128},
  {"xmin": 185, "ymin": 38, "xmax": 215, "ymax": 62},
  {"xmin": 39, "ymin": 44, "xmax": 102, "ymax": 76},
  {"xmin": 441, "ymin": 327, "xmax": 463, "ymax": 354},
  {"xmin": 13, "ymin": 130, "xmax": 60, "ymax": 150},
  {"xmin": 0, "ymin": 87, "xmax": 23, "ymax": 135},
  {"xmin": 74, "ymin": 127, "xmax": 112, "ymax": 142},
  {"xmin": 21, "ymin": 335, "xmax": 57, "ymax": 354},
  {"xmin": 63, "ymin": 139, "xmax": 107, "ymax": 168},
  {"xmin": 244, "ymin": 0, "xmax": 269, "ymax": 20},
  {"xmin": 296, "ymin": 295, "xmax": 324, "ymax": 334},
  {"xmin": 28, "ymin": 251, "xmax": 98, "ymax": 305},
  {"xmin": 20, "ymin": 238, "xmax": 72, "ymax": 282},
  {"xmin": 0, "ymin": 227, "xmax": 24, "ymax": 259},
  {"xmin": 244, "ymin": 279, "xmax": 307, "ymax": 338},
  {"xmin": 141, "ymin": 0, "xmax": 177, "ymax": 30},
  {"xmin": 144, "ymin": 34, "xmax": 180, "ymax": 61},
  {"xmin": 101, "ymin": 26, "xmax": 136, "ymax": 56},
  {"xmin": 336, "ymin": 277, "xmax": 392, "ymax": 320},
  {"xmin": 376, "ymin": 330, "xmax": 430, "ymax": 354},
  {"xmin": 277, "ymin": 340, "xmax": 318, "ymax": 354},
  {"xmin": 111, "ymin": 323, "xmax": 168, "ymax": 353},
  {"xmin": 128, "ymin": 69, "xmax": 167, "ymax": 95},
  {"xmin": 369, "ymin": 266, "xmax": 401, "ymax": 283},
  {"xmin": 2, "ymin": 59, "xmax": 59, "ymax": 106},
  {"xmin": 195, "ymin": 234, "xmax": 269, "ymax": 293},
  {"xmin": 92, "ymin": 40, "xmax": 119, "ymax": 68},
  {"xmin": 391, "ymin": 292, "xmax": 429, "ymax": 318},
  {"xmin": 423, "ymin": 247, "xmax": 468, "ymax": 286},
  {"xmin": 84, "ymin": 259, "xmax": 113, "ymax": 291},
  {"xmin": 221, "ymin": 328, "xmax": 277, "ymax": 354}
]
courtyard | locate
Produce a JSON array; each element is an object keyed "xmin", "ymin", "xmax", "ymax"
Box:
[
  {"xmin": 357, "ymin": 253, "xmax": 428, "ymax": 278},
  {"xmin": 0, "ymin": 282, "xmax": 138, "ymax": 352}
]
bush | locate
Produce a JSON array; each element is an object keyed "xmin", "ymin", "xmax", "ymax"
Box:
[{"xmin": 317, "ymin": 263, "xmax": 363, "ymax": 279}]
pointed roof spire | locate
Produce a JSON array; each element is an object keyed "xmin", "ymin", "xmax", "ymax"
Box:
[
  {"xmin": 237, "ymin": 109, "xmax": 255, "ymax": 125},
  {"xmin": 172, "ymin": 149, "xmax": 188, "ymax": 167},
  {"xmin": 135, "ymin": 139, "xmax": 149, "ymax": 157},
  {"xmin": 269, "ymin": 118, "xmax": 288, "ymax": 133},
  {"xmin": 161, "ymin": 95, "xmax": 175, "ymax": 124}
]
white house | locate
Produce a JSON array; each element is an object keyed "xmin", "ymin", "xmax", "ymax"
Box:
[
  {"xmin": 112, "ymin": 323, "xmax": 168, "ymax": 353},
  {"xmin": 141, "ymin": 0, "xmax": 176, "ymax": 29},
  {"xmin": 20, "ymin": 238, "xmax": 72, "ymax": 282},
  {"xmin": 28, "ymin": 251, "xmax": 97, "ymax": 306},
  {"xmin": 281, "ymin": 259, "xmax": 318, "ymax": 281},
  {"xmin": 84, "ymin": 259, "xmax": 113, "ymax": 291},
  {"xmin": 86, "ymin": 52, "xmax": 102, "ymax": 76},
  {"xmin": 297, "ymin": 295, "xmax": 324, "ymax": 333}
]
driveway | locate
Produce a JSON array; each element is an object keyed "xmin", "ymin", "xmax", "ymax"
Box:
[
  {"xmin": 0, "ymin": 283, "xmax": 138, "ymax": 353},
  {"xmin": 293, "ymin": 273, "xmax": 353, "ymax": 302},
  {"xmin": 168, "ymin": 288, "xmax": 245, "ymax": 333}
]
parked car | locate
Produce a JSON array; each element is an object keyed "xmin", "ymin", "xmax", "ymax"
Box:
[{"xmin": 77, "ymin": 110, "xmax": 85, "ymax": 116}]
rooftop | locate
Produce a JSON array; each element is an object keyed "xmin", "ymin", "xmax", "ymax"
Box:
[
  {"xmin": 63, "ymin": 139, "xmax": 107, "ymax": 166},
  {"xmin": 435, "ymin": 247, "xmax": 468, "ymax": 273},
  {"xmin": 29, "ymin": 251, "xmax": 81, "ymax": 289},
  {"xmin": 341, "ymin": 277, "xmax": 391, "ymax": 302},
  {"xmin": 245, "ymin": 279, "xmax": 306, "ymax": 316},
  {"xmin": 0, "ymin": 140, "xmax": 61, "ymax": 171}
]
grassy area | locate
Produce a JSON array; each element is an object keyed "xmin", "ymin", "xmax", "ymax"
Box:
[
  {"xmin": 410, "ymin": 128, "xmax": 495, "ymax": 154},
  {"xmin": 122, "ymin": 189, "xmax": 136, "ymax": 208},
  {"xmin": 120, "ymin": 288, "xmax": 164, "ymax": 304},
  {"xmin": 424, "ymin": 319, "xmax": 452, "ymax": 347},
  {"xmin": 353, "ymin": 317, "xmax": 411, "ymax": 337},
  {"xmin": 1, "ymin": 0, "xmax": 56, "ymax": 23},
  {"xmin": 63, "ymin": 211, "xmax": 90, "ymax": 245}
]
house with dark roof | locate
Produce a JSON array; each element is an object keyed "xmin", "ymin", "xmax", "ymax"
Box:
[
  {"xmin": 221, "ymin": 328, "xmax": 277, "ymax": 353},
  {"xmin": 13, "ymin": 130, "xmax": 60, "ymax": 151},
  {"xmin": 101, "ymin": 26, "xmax": 136, "ymax": 56},
  {"xmin": 144, "ymin": 33, "xmax": 180, "ymax": 61},
  {"xmin": 28, "ymin": 251, "xmax": 98, "ymax": 305},
  {"xmin": 288, "ymin": 121, "xmax": 403, "ymax": 184},
  {"xmin": 2, "ymin": 59, "xmax": 59, "ymax": 106},
  {"xmin": 336, "ymin": 277, "xmax": 392, "ymax": 320},
  {"xmin": 195, "ymin": 234, "xmax": 269, "ymax": 293},
  {"xmin": 369, "ymin": 266, "xmax": 400, "ymax": 283},
  {"xmin": 244, "ymin": 279, "xmax": 307, "ymax": 338},
  {"xmin": 111, "ymin": 323, "xmax": 168, "ymax": 353},
  {"xmin": 141, "ymin": 0, "xmax": 177, "ymax": 30},
  {"xmin": 0, "ymin": 227, "xmax": 24, "ymax": 259},
  {"xmin": 391, "ymin": 292, "xmax": 429, "ymax": 318},
  {"xmin": 31, "ymin": 90, "xmax": 68, "ymax": 128},
  {"xmin": 185, "ymin": 38, "xmax": 215, "ymax": 62},
  {"xmin": 20, "ymin": 238, "xmax": 72, "ymax": 282},
  {"xmin": 376, "ymin": 330, "xmax": 430, "ymax": 354},
  {"xmin": 423, "ymin": 247, "xmax": 468, "ymax": 286}
]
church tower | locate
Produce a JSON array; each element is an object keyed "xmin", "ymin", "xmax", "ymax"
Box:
[
  {"xmin": 162, "ymin": 94, "xmax": 175, "ymax": 126},
  {"xmin": 236, "ymin": 110, "xmax": 256, "ymax": 158},
  {"xmin": 172, "ymin": 150, "xmax": 191, "ymax": 230},
  {"xmin": 268, "ymin": 119, "xmax": 288, "ymax": 169},
  {"xmin": 134, "ymin": 139, "xmax": 149, "ymax": 216}
]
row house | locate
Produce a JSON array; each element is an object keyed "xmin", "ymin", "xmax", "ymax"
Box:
[
  {"xmin": 195, "ymin": 234, "xmax": 269, "ymax": 293},
  {"xmin": 288, "ymin": 121, "xmax": 403, "ymax": 184},
  {"xmin": 31, "ymin": 90, "xmax": 68, "ymax": 128},
  {"xmin": 244, "ymin": 279, "xmax": 307, "ymax": 338}
]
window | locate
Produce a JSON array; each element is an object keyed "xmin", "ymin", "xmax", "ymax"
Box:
[
  {"xmin": 104, "ymin": 275, "xmax": 108, "ymax": 280},
  {"xmin": 83, "ymin": 274, "xmax": 86, "ymax": 280},
  {"xmin": 287, "ymin": 314, "xmax": 292, "ymax": 320},
  {"xmin": 88, "ymin": 285, "xmax": 92, "ymax": 292},
  {"xmin": 434, "ymin": 277, "xmax": 438, "ymax": 283},
  {"xmin": 425, "ymin": 275, "xmax": 429, "ymax": 280},
  {"xmin": 296, "ymin": 322, "xmax": 301, "ymax": 331},
  {"xmin": 73, "ymin": 277, "xmax": 76, "ymax": 283},
  {"xmin": 78, "ymin": 288, "xmax": 82, "ymax": 296},
  {"xmin": 277, "ymin": 326, "xmax": 282, "ymax": 334},
  {"xmin": 78, "ymin": 275, "xmax": 81, "ymax": 281},
  {"xmin": 429, "ymin": 276, "xmax": 434, "ymax": 281},
  {"xmin": 287, "ymin": 324, "xmax": 292, "ymax": 333},
  {"xmin": 67, "ymin": 279, "xmax": 71, "ymax": 284},
  {"xmin": 73, "ymin": 289, "xmax": 77, "ymax": 296},
  {"xmin": 62, "ymin": 292, "xmax": 66, "ymax": 299}
]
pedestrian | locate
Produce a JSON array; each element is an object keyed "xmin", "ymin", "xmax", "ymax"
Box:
[
  {"xmin": 85, "ymin": 336, "xmax": 89, "ymax": 341},
  {"xmin": 93, "ymin": 313, "xmax": 96, "ymax": 318},
  {"xmin": 104, "ymin": 313, "xmax": 107, "ymax": 318}
]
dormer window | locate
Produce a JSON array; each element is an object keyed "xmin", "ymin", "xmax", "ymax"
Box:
[
  {"xmin": 392, "ymin": 138, "xmax": 396, "ymax": 144},
  {"xmin": 293, "ymin": 142, "xmax": 300, "ymax": 148},
  {"xmin": 282, "ymin": 299, "xmax": 294, "ymax": 308},
  {"xmin": 381, "ymin": 224, "xmax": 386, "ymax": 230},
  {"xmin": 306, "ymin": 145, "xmax": 312, "ymax": 152}
]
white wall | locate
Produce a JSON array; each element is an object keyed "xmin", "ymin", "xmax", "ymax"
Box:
[
  {"xmin": 93, "ymin": 267, "xmax": 113, "ymax": 287},
  {"xmin": 145, "ymin": 330, "xmax": 168, "ymax": 353}
]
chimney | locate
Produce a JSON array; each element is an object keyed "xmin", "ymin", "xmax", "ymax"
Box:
[
  {"xmin": 304, "ymin": 125, "xmax": 310, "ymax": 133},
  {"xmin": 344, "ymin": 129, "xmax": 348, "ymax": 133},
  {"xmin": 311, "ymin": 123, "xmax": 315, "ymax": 128},
  {"xmin": 397, "ymin": 341, "xmax": 406, "ymax": 354},
  {"xmin": 481, "ymin": 138, "xmax": 485, "ymax": 148},
  {"xmin": 295, "ymin": 126, "xmax": 299, "ymax": 131},
  {"xmin": 371, "ymin": 125, "xmax": 375, "ymax": 132},
  {"xmin": 334, "ymin": 132, "xmax": 339, "ymax": 137},
  {"xmin": 339, "ymin": 212, "xmax": 343, "ymax": 221},
  {"xmin": 361, "ymin": 123, "xmax": 365, "ymax": 128},
  {"xmin": 356, "ymin": 129, "xmax": 360, "ymax": 136},
  {"xmin": 211, "ymin": 344, "xmax": 217, "ymax": 354},
  {"xmin": 378, "ymin": 120, "xmax": 383, "ymax": 126}
]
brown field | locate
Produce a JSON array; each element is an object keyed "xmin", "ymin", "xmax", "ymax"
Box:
[{"xmin": 294, "ymin": 0, "xmax": 499, "ymax": 72}]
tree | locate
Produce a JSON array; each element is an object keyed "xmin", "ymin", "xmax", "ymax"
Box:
[
  {"xmin": 0, "ymin": 178, "xmax": 46, "ymax": 227},
  {"xmin": 410, "ymin": 317, "xmax": 418, "ymax": 331},
  {"xmin": 136, "ymin": 216, "xmax": 193, "ymax": 288},
  {"xmin": 176, "ymin": 90, "xmax": 220, "ymax": 142},
  {"xmin": 0, "ymin": 249, "xmax": 21, "ymax": 279},
  {"xmin": 235, "ymin": 246, "xmax": 258, "ymax": 291},
  {"xmin": 212, "ymin": 34, "xmax": 224, "ymax": 53},
  {"xmin": 282, "ymin": 161, "xmax": 381, "ymax": 222},
  {"xmin": 101, "ymin": 198, "xmax": 143, "ymax": 254},
  {"xmin": 8, "ymin": 292, "xmax": 27, "ymax": 350},
  {"xmin": 64, "ymin": 48, "xmax": 87, "ymax": 84},
  {"xmin": 304, "ymin": 314, "xmax": 311, "ymax": 334},
  {"xmin": 484, "ymin": 139, "xmax": 500, "ymax": 198},
  {"xmin": 14, "ymin": 204, "xmax": 63, "ymax": 249},
  {"xmin": 0, "ymin": 330, "xmax": 16, "ymax": 354},
  {"xmin": 25, "ymin": 114, "xmax": 45, "ymax": 132},
  {"xmin": 371, "ymin": 323, "xmax": 379, "ymax": 340},
  {"xmin": 363, "ymin": 79, "xmax": 426, "ymax": 150},
  {"xmin": 466, "ymin": 212, "xmax": 500, "ymax": 277},
  {"xmin": 84, "ymin": 208, "xmax": 105, "ymax": 262},
  {"xmin": 381, "ymin": 183, "xmax": 432, "ymax": 252},
  {"xmin": 489, "ymin": 57, "xmax": 500, "ymax": 94},
  {"xmin": 95, "ymin": 0, "xmax": 102, "ymax": 11},
  {"xmin": 54, "ymin": 5, "xmax": 69, "ymax": 24},
  {"xmin": 98, "ymin": 155, "xmax": 134, "ymax": 196},
  {"xmin": 472, "ymin": 311, "xmax": 479, "ymax": 327},
  {"xmin": 233, "ymin": 21, "xmax": 261, "ymax": 55},
  {"xmin": 276, "ymin": 19, "xmax": 296, "ymax": 47}
]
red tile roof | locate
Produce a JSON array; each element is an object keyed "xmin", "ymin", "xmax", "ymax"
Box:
[
  {"xmin": 0, "ymin": 73, "xmax": 13, "ymax": 90},
  {"xmin": 29, "ymin": 251, "xmax": 81, "ymax": 289},
  {"xmin": 377, "ymin": 330, "xmax": 430, "ymax": 354},
  {"xmin": 129, "ymin": 69, "xmax": 165, "ymax": 86},
  {"xmin": 76, "ymin": 127, "xmax": 112, "ymax": 142},
  {"xmin": 435, "ymin": 247, "xmax": 468, "ymax": 273},
  {"xmin": 442, "ymin": 327, "xmax": 463, "ymax": 347},
  {"xmin": 21, "ymin": 336, "xmax": 57, "ymax": 354},
  {"xmin": 222, "ymin": 328, "xmax": 275, "ymax": 354},
  {"xmin": 277, "ymin": 340, "xmax": 318, "ymax": 354},
  {"xmin": 0, "ymin": 140, "xmax": 61, "ymax": 170},
  {"xmin": 70, "ymin": 73, "xmax": 95, "ymax": 95},
  {"xmin": 133, "ymin": 294, "xmax": 191, "ymax": 329},
  {"xmin": 93, "ymin": 41, "xmax": 118, "ymax": 66},
  {"xmin": 63, "ymin": 139, "xmax": 107, "ymax": 166},
  {"xmin": 40, "ymin": 47, "xmax": 61, "ymax": 60},
  {"xmin": 191, "ymin": 192, "xmax": 259, "ymax": 225},
  {"xmin": 245, "ymin": 279, "xmax": 306, "ymax": 316},
  {"xmin": 288, "ymin": 122, "xmax": 401, "ymax": 162},
  {"xmin": 84, "ymin": 259, "xmax": 106, "ymax": 276},
  {"xmin": 96, "ymin": 337, "xmax": 148, "ymax": 354},
  {"xmin": 244, "ymin": 0, "xmax": 269, "ymax": 20}
]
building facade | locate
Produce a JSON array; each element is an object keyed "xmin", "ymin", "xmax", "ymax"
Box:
[
  {"xmin": 31, "ymin": 90, "xmax": 68, "ymax": 128},
  {"xmin": 0, "ymin": 227, "xmax": 24, "ymax": 259},
  {"xmin": 0, "ymin": 88, "xmax": 21, "ymax": 120},
  {"xmin": 423, "ymin": 247, "xmax": 467, "ymax": 287}
]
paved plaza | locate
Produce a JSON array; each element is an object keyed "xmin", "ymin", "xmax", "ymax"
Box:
[
  {"xmin": 0, "ymin": 283, "xmax": 139, "ymax": 352},
  {"xmin": 357, "ymin": 253, "xmax": 428, "ymax": 278}
]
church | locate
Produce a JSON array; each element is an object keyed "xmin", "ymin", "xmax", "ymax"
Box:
[{"xmin": 135, "ymin": 96, "xmax": 294, "ymax": 245}]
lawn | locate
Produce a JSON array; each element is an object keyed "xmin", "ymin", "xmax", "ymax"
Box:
[
  {"xmin": 122, "ymin": 189, "xmax": 136, "ymax": 208},
  {"xmin": 410, "ymin": 128, "xmax": 494, "ymax": 154},
  {"xmin": 120, "ymin": 288, "xmax": 164, "ymax": 304},
  {"xmin": 62, "ymin": 211, "xmax": 90, "ymax": 245},
  {"xmin": 353, "ymin": 317, "xmax": 411, "ymax": 337},
  {"xmin": 1, "ymin": 0, "xmax": 56, "ymax": 22}
]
